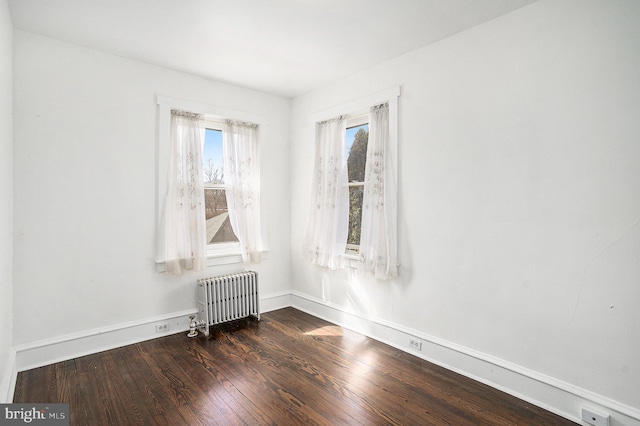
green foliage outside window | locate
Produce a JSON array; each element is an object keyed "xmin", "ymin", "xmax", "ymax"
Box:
[{"xmin": 347, "ymin": 127, "xmax": 368, "ymax": 246}]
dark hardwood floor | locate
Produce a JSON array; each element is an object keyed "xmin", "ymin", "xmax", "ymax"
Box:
[{"xmin": 14, "ymin": 307, "xmax": 576, "ymax": 425}]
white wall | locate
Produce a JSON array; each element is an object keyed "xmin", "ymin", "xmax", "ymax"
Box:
[
  {"xmin": 291, "ymin": 0, "xmax": 640, "ymax": 419},
  {"xmin": 0, "ymin": 0, "xmax": 14, "ymax": 403},
  {"xmin": 9, "ymin": 0, "xmax": 640, "ymax": 421},
  {"xmin": 12, "ymin": 30, "xmax": 291, "ymax": 345}
]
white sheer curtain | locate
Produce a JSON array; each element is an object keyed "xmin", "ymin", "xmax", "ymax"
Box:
[
  {"xmin": 223, "ymin": 120, "xmax": 263, "ymax": 264},
  {"xmin": 303, "ymin": 116, "xmax": 349, "ymax": 270},
  {"xmin": 165, "ymin": 110, "xmax": 207, "ymax": 274},
  {"xmin": 359, "ymin": 103, "xmax": 398, "ymax": 279}
]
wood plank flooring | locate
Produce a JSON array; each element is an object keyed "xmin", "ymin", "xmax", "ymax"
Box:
[{"xmin": 14, "ymin": 307, "xmax": 576, "ymax": 425}]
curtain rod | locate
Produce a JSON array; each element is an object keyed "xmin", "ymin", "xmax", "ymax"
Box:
[{"xmin": 315, "ymin": 101, "xmax": 388, "ymax": 125}]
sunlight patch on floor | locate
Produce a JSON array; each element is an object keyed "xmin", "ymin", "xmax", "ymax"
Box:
[{"xmin": 304, "ymin": 325, "xmax": 343, "ymax": 336}]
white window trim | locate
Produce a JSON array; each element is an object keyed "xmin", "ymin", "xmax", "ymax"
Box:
[
  {"xmin": 201, "ymin": 120, "xmax": 241, "ymax": 253},
  {"xmin": 345, "ymin": 115, "xmax": 369, "ymax": 253},
  {"xmin": 311, "ymin": 87, "xmax": 400, "ymax": 267},
  {"xmin": 346, "ymin": 113, "xmax": 369, "ymax": 130},
  {"xmin": 155, "ymin": 96, "xmax": 269, "ymax": 271}
]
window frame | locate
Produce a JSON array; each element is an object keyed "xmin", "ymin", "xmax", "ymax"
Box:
[
  {"xmin": 345, "ymin": 114, "xmax": 370, "ymax": 255},
  {"xmin": 311, "ymin": 87, "xmax": 400, "ymax": 263},
  {"xmin": 201, "ymin": 119, "xmax": 241, "ymax": 254},
  {"xmin": 156, "ymin": 96, "xmax": 268, "ymax": 270}
]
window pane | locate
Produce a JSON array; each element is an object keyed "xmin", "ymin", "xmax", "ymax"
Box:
[
  {"xmin": 346, "ymin": 124, "xmax": 368, "ymax": 182},
  {"xmin": 204, "ymin": 189, "xmax": 238, "ymax": 244},
  {"xmin": 346, "ymin": 123, "xmax": 368, "ymax": 249},
  {"xmin": 203, "ymin": 128, "xmax": 238, "ymax": 245},
  {"xmin": 348, "ymin": 186, "xmax": 364, "ymax": 245},
  {"xmin": 203, "ymin": 128, "xmax": 224, "ymax": 184}
]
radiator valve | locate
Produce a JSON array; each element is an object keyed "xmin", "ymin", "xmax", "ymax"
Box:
[{"xmin": 187, "ymin": 315, "xmax": 198, "ymax": 338}]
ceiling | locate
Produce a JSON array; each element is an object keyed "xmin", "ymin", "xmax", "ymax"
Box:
[{"xmin": 8, "ymin": 0, "xmax": 538, "ymax": 98}]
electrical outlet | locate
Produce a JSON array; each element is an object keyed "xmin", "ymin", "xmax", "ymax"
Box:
[
  {"xmin": 581, "ymin": 406, "xmax": 609, "ymax": 426},
  {"xmin": 155, "ymin": 322, "xmax": 170, "ymax": 333},
  {"xmin": 409, "ymin": 338, "xmax": 422, "ymax": 351}
]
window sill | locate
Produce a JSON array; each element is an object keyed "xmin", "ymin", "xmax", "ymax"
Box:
[
  {"xmin": 342, "ymin": 253, "xmax": 360, "ymax": 269},
  {"xmin": 155, "ymin": 249, "xmax": 269, "ymax": 273}
]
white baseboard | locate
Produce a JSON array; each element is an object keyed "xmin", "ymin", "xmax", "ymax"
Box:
[
  {"xmin": 0, "ymin": 349, "xmax": 16, "ymax": 403},
  {"xmin": 14, "ymin": 309, "xmax": 199, "ymax": 372},
  {"xmin": 13, "ymin": 291, "xmax": 293, "ymax": 374},
  {"xmin": 11, "ymin": 290, "xmax": 639, "ymax": 426},
  {"xmin": 290, "ymin": 291, "xmax": 640, "ymax": 426},
  {"xmin": 260, "ymin": 290, "xmax": 292, "ymax": 313}
]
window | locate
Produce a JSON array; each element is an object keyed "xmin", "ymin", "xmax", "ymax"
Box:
[
  {"xmin": 304, "ymin": 87, "xmax": 399, "ymax": 279},
  {"xmin": 202, "ymin": 122, "xmax": 239, "ymax": 246},
  {"xmin": 156, "ymin": 96, "xmax": 266, "ymax": 270},
  {"xmin": 345, "ymin": 116, "xmax": 369, "ymax": 254}
]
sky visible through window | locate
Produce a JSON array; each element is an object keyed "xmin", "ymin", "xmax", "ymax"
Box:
[
  {"xmin": 205, "ymin": 125, "xmax": 368, "ymax": 186},
  {"xmin": 203, "ymin": 128, "xmax": 223, "ymax": 183}
]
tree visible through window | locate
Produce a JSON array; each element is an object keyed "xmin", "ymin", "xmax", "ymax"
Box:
[
  {"xmin": 303, "ymin": 88, "xmax": 398, "ymax": 275},
  {"xmin": 346, "ymin": 123, "xmax": 369, "ymax": 251},
  {"xmin": 203, "ymin": 127, "xmax": 238, "ymax": 244}
]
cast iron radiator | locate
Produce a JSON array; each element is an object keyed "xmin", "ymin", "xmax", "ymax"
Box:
[{"xmin": 196, "ymin": 271, "xmax": 260, "ymax": 336}]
